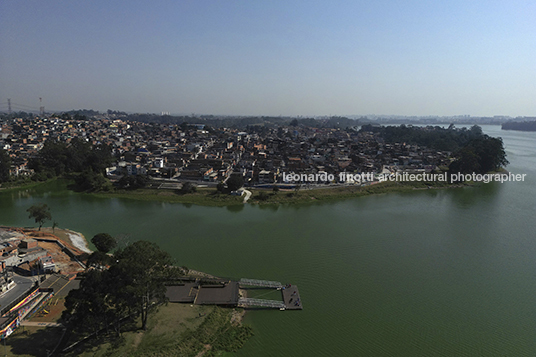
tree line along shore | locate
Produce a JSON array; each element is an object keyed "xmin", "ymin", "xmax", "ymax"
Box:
[{"xmin": 1, "ymin": 165, "xmax": 500, "ymax": 208}]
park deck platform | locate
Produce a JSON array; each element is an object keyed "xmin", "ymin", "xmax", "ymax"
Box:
[
  {"xmin": 281, "ymin": 284, "xmax": 303, "ymax": 310},
  {"xmin": 166, "ymin": 278, "xmax": 303, "ymax": 310},
  {"xmin": 194, "ymin": 282, "xmax": 239, "ymax": 306},
  {"xmin": 165, "ymin": 283, "xmax": 198, "ymax": 303}
]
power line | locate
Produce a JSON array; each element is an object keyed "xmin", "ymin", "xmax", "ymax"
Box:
[{"xmin": 8, "ymin": 102, "xmax": 38, "ymax": 110}]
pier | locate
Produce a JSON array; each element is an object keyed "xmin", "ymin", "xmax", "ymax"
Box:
[
  {"xmin": 239, "ymin": 278, "xmax": 283, "ymax": 289},
  {"xmin": 238, "ymin": 298, "xmax": 285, "ymax": 309},
  {"xmin": 239, "ymin": 279, "xmax": 303, "ymax": 310},
  {"xmin": 281, "ymin": 285, "xmax": 303, "ymax": 310},
  {"xmin": 165, "ymin": 278, "xmax": 303, "ymax": 311}
]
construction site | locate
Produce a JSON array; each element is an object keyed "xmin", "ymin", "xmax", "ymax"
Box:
[{"xmin": 0, "ymin": 226, "xmax": 89, "ymax": 339}]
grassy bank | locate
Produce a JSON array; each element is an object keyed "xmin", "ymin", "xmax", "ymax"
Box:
[
  {"xmin": 93, "ymin": 187, "xmax": 245, "ymax": 207},
  {"xmin": 0, "ymin": 178, "xmax": 56, "ymax": 192},
  {"xmin": 93, "ymin": 180, "xmax": 466, "ymax": 207},
  {"xmin": 65, "ymin": 304, "xmax": 252, "ymax": 357},
  {"xmin": 247, "ymin": 180, "xmax": 462, "ymax": 205},
  {"xmin": 7, "ymin": 303, "xmax": 252, "ymax": 357},
  {"xmin": 1, "ymin": 175, "xmax": 471, "ymax": 207}
]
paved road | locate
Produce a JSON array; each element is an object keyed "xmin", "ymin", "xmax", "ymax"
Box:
[{"xmin": 0, "ymin": 274, "xmax": 36, "ymax": 310}]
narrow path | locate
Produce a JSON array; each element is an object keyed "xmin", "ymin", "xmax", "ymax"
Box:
[
  {"xmin": 21, "ymin": 321, "xmax": 63, "ymax": 327},
  {"xmin": 241, "ymin": 189, "xmax": 252, "ymax": 203}
]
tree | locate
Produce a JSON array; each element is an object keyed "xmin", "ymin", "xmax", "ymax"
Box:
[
  {"xmin": 63, "ymin": 240, "xmax": 178, "ymax": 335},
  {"xmin": 180, "ymin": 182, "xmax": 197, "ymax": 194},
  {"xmin": 117, "ymin": 175, "xmax": 149, "ymax": 190},
  {"xmin": 0, "ymin": 148, "xmax": 11, "ymax": 183},
  {"xmin": 29, "ymin": 139, "xmax": 113, "ymax": 180},
  {"xmin": 62, "ymin": 269, "xmax": 109, "ymax": 335},
  {"xmin": 91, "ymin": 233, "xmax": 117, "ymax": 253},
  {"xmin": 474, "ymin": 136, "xmax": 508, "ymax": 172},
  {"xmin": 469, "ymin": 124, "xmax": 483, "ymax": 136},
  {"xmin": 227, "ymin": 174, "xmax": 244, "ymax": 191},
  {"xmin": 27, "ymin": 203, "xmax": 52, "ymax": 230},
  {"xmin": 28, "ymin": 140, "xmax": 69, "ymax": 177},
  {"xmin": 87, "ymin": 143, "xmax": 114, "ymax": 175},
  {"xmin": 75, "ymin": 168, "xmax": 109, "ymax": 192},
  {"xmin": 449, "ymin": 136, "xmax": 508, "ymax": 176},
  {"xmin": 87, "ymin": 250, "xmax": 113, "ymax": 268},
  {"xmin": 66, "ymin": 137, "xmax": 91, "ymax": 172},
  {"xmin": 449, "ymin": 147, "xmax": 481, "ymax": 175},
  {"xmin": 112, "ymin": 241, "xmax": 175, "ymax": 330},
  {"xmin": 62, "ymin": 269, "xmax": 126, "ymax": 337}
]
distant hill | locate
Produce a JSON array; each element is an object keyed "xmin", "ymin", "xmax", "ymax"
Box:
[{"xmin": 502, "ymin": 120, "xmax": 536, "ymax": 131}]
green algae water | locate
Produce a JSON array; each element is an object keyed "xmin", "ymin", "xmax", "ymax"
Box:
[{"xmin": 1, "ymin": 126, "xmax": 535, "ymax": 356}]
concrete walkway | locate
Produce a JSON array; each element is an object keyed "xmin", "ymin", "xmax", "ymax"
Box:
[
  {"xmin": 21, "ymin": 321, "xmax": 63, "ymax": 327},
  {"xmin": 241, "ymin": 189, "xmax": 252, "ymax": 203}
]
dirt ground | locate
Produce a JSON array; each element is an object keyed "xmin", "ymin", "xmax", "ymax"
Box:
[
  {"xmin": 26, "ymin": 227, "xmax": 90, "ymax": 255},
  {"xmin": 36, "ymin": 241, "xmax": 84, "ymax": 274},
  {"xmin": 5, "ymin": 227, "xmax": 91, "ymax": 274},
  {"xmin": 28, "ymin": 297, "xmax": 65, "ymax": 323}
]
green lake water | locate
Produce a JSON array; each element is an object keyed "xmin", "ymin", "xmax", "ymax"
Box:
[{"xmin": 1, "ymin": 126, "xmax": 535, "ymax": 356}]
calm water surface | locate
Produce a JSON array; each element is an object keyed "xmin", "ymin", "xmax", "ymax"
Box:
[{"xmin": 1, "ymin": 125, "xmax": 535, "ymax": 356}]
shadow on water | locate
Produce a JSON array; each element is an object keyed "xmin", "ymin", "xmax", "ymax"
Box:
[
  {"xmin": 257, "ymin": 204, "xmax": 279, "ymax": 212},
  {"xmin": 227, "ymin": 204, "xmax": 245, "ymax": 213},
  {"xmin": 450, "ymin": 182, "xmax": 502, "ymax": 209}
]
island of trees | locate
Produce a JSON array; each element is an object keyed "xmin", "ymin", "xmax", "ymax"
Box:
[{"xmin": 502, "ymin": 120, "xmax": 536, "ymax": 131}]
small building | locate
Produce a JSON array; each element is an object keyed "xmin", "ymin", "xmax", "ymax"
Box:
[
  {"xmin": 18, "ymin": 239, "xmax": 38, "ymax": 251},
  {"xmin": 258, "ymin": 170, "xmax": 276, "ymax": 184},
  {"xmin": 39, "ymin": 255, "xmax": 56, "ymax": 273},
  {"xmin": 153, "ymin": 158, "xmax": 164, "ymax": 168},
  {"xmin": 0, "ymin": 242, "xmax": 17, "ymax": 257}
]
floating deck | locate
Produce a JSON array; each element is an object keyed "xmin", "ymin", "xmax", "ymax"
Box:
[
  {"xmin": 165, "ymin": 278, "xmax": 303, "ymax": 310},
  {"xmin": 281, "ymin": 285, "xmax": 303, "ymax": 310},
  {"xmin": 165, "ymin": 283, "xmax": 198, "ymax": 303}
]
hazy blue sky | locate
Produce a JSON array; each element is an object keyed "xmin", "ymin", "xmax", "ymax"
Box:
[{"xmin": 1, "ymin": 1, "xmax": 534, "ymax": 116}]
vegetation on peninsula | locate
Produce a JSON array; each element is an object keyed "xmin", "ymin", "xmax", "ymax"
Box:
[{"xmin": 58, "ymin": 236, "xmax": 253, "ymax": 355}]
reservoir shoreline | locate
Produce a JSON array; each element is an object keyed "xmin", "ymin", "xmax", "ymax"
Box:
[{"xmin": 93, "ymin": 179, "xmax": 475, "ymax": 207}]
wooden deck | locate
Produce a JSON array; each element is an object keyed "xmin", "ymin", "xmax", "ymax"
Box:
[
  {"xmin": 281, "ymin": 284, "xmax": 303, "ymax": 310},
  {"xmin": 166, "ymin": 278, "xmax": 303, "ymax": 311}
]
